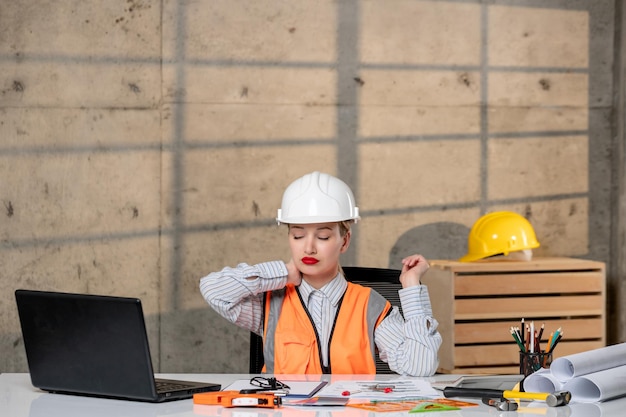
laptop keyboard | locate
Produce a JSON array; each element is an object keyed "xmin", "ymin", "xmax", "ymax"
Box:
[{"xmin": 155, "ymin": 380, "xmax": 194, "ymax": 392}]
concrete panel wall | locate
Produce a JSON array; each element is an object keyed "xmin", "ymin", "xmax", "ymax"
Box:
[{"xmin": 1, "ymin": 0, "xmax": 621, "ymax": 373}]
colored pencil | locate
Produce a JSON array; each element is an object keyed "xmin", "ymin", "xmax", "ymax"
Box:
[
  {"xmin": 511, "ymin": 328, "xmax": 525, "ymax": 352},
  {"xmin": 537, "ymin": 323, "xmax": 545, "ymax": 343},
  {"xmin": 548, "ymin": 332, "xmax": 563, "ymax": 353}
]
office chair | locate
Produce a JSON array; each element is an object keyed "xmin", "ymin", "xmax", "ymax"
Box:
[
  {"xmin": 249, "ymin": 266, "xmax": 403, "ymax": 374},
  {"xmin": 249, "ymin": 331, "xmax": 264, "ymax": 374}
]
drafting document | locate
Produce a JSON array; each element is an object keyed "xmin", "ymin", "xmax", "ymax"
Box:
[{"xmin": 316, "ymin": 378, "xmax": 439, "ymax": 400}]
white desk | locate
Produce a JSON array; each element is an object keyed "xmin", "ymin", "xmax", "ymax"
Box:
[{"xmin": 2, "ymin": 373, "xmax": 625, "ymax": 417}]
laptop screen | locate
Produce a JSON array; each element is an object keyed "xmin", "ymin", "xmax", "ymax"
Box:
[{"xmin": 16, "ymin": 290, "xmax": 161, "ymax": 400}]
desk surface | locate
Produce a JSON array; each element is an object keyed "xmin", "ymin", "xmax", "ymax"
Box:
[{"xmin": 2, "ymin": 373, "xmax": 625, "ymax": 417}]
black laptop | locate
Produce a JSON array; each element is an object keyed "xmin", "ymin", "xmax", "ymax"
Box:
[{"xmin": 15, "ymin": 289, "xmax": 221, "ymax": 402}]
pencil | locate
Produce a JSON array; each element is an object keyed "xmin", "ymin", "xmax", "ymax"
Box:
[
  {"xmin": 511, "ymin": 328, "xmax": 525, "ymax": 352},
  {"xmin": 537, "ymin": 323, "xmax": 545, "ymax": 344},
  {"xmin": 534, "ymin": 330, "xmax": 540, "ymax": 353},
  {"xmin": 514, "ymin": 326, "xmax": 523, "ymax": 346},
  {"xmin": 546, "ymin": 332, "xmax": 554, "ymax": 352},
  {"xmin": 549, "ymin": 333, "xmax": 563, "ymax": 353},
  {"xmin": 551, "ymin": 327, "xmax": 562, "ymax": 350}
]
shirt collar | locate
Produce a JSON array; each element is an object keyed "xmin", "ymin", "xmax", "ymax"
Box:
[{"xmin": 299, "ymin": 272, "xmax": 347, "ymax": 308}]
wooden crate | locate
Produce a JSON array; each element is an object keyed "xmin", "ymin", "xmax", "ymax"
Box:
[{"xmin": 421, "ymin": 257, "xmax": 606, "ymax": 374}]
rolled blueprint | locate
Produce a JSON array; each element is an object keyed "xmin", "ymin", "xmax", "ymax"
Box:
[
  {"xmin": 550, "ymin": 343, "xmax": 626, "ymax": 382},
  {"xmin": 522, "ymin": 368, "xmax": 562, "ymax": 393},
  {"xmin": 563, "ymin": 365, "xmax": 626, "ymax": 402}
]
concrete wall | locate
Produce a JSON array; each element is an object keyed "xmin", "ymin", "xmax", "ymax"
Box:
[{"xmin": 1, "ymin": 0, "xmax": 622, "ymax": 373}]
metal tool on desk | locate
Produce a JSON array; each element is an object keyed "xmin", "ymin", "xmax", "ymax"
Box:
[
  {"xmin": 482, "ymin": 397, "xmax": 518, "ymax": 411},
  {"xmin": 443, "ymin": 387, "xmax": 571, "ymax": 407}
]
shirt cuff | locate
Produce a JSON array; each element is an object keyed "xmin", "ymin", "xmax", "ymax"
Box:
[
  {"xmin": 399, "ymin": 285, "xmax": 434, "ymax": 318},
  {"xmin": 255, "ymin": 261, "xmax": 289, "ymax": 292}
]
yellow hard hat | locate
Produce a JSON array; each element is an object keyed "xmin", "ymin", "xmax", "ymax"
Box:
[{"xmin": 459, "ymin": 211, "xmax": 540, "ymax": 262}]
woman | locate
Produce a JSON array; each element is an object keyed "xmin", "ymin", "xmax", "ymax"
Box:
[{"xmin": 200, "ymin": 171, "xmax": 441, "ymax": 376}]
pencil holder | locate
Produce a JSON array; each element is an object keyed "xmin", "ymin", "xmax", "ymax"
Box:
[{"xmin": 519, "ymin": 351, "xmax": 552, "ymax": 377}]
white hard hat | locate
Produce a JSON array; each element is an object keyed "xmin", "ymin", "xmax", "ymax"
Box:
[{"xmin": 276, "ymin": 171, "xmax": 360, "ymax": 225}]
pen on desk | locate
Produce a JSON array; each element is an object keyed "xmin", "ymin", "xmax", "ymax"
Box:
[
  {"xmin": 240, "ymin": 388, "xmax": 289, "ymax": 396},
  {"xmin": 370, "ymin": 398, "xmax": 430, "ymax": 404}
]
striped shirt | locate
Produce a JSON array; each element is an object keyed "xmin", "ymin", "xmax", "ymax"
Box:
[{"xmin": 199, "ymin": 260, "xmax": 442, "ymax": 376}]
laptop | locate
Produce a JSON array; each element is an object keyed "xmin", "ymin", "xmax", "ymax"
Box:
[{"xmin": 15, "ymin": 289, "xmax": 221, "ymax": 402}]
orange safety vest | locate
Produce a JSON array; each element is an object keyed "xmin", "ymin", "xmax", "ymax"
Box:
[{"xmin": 262, "ymin": 282, "xmax": 391, "ymax": 374}]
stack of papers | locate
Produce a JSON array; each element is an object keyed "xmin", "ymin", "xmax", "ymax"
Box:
[{"xmin": 316, "ymin": 378, "xmax": 440, "ymax": 400}]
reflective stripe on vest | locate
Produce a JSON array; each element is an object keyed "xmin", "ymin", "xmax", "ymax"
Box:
[{"xmin": 262, "ymin": 282, "xmax": 391, "ymax": 374}]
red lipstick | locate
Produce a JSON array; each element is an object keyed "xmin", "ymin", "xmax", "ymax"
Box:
[{"xmin": 301, "ymin": 257, "xmax": 319, "ymax": 265}]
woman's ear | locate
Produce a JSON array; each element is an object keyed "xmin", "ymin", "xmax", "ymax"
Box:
[{"xmin": 340, "ymin": 231, "xmax": 351, "ymax": 253}]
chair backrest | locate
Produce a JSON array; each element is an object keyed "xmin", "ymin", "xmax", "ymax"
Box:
[
  {"xmin": 249, "ymin": 332, "xmax": 264, "ymax": 374},
  {"xmin": 248, "ymin": 266, "xmax": 402, "ymax": 374},
  {"xmin": 342, "ymin": 266, "xmax": 402, "ymax": 374},
  {"xmin": 342, "ymin": 266, "xmax": 403, "ymax": 314}
]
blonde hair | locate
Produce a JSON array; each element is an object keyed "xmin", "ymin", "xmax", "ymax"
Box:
[
  {"xmin": 338, "ymin": 220, "xmax": 354, "ymax": 276},
  {"xmin": 338, "ymin": 220, "xmax": 353, "ymax": 237},
  {"xmin": 286, "ymin": 220, "xmax": 353, "ymax": 235}
]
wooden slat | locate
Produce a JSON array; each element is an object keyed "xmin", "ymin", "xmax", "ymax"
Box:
[
  {"xmin": 453, "ymin": 341, "xmax": 604, "ymax": 367},
  {"xmin": 455, "ymin": 295, "xmax": 604, "ymax": 320},
  {"xmin": 430, "ymin": 257, "xmax": 605, "ymax": 273},
  {"xmin": 441, "ymin": 366, "xmax": 520, "ymax": 375},
  {"xmin": 454, "ymin": 318, "xmax": 605, "ymax": 344},
  {"xmin": 454, "ymin": 272, "xmax": 603, "ymax": 296}
]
